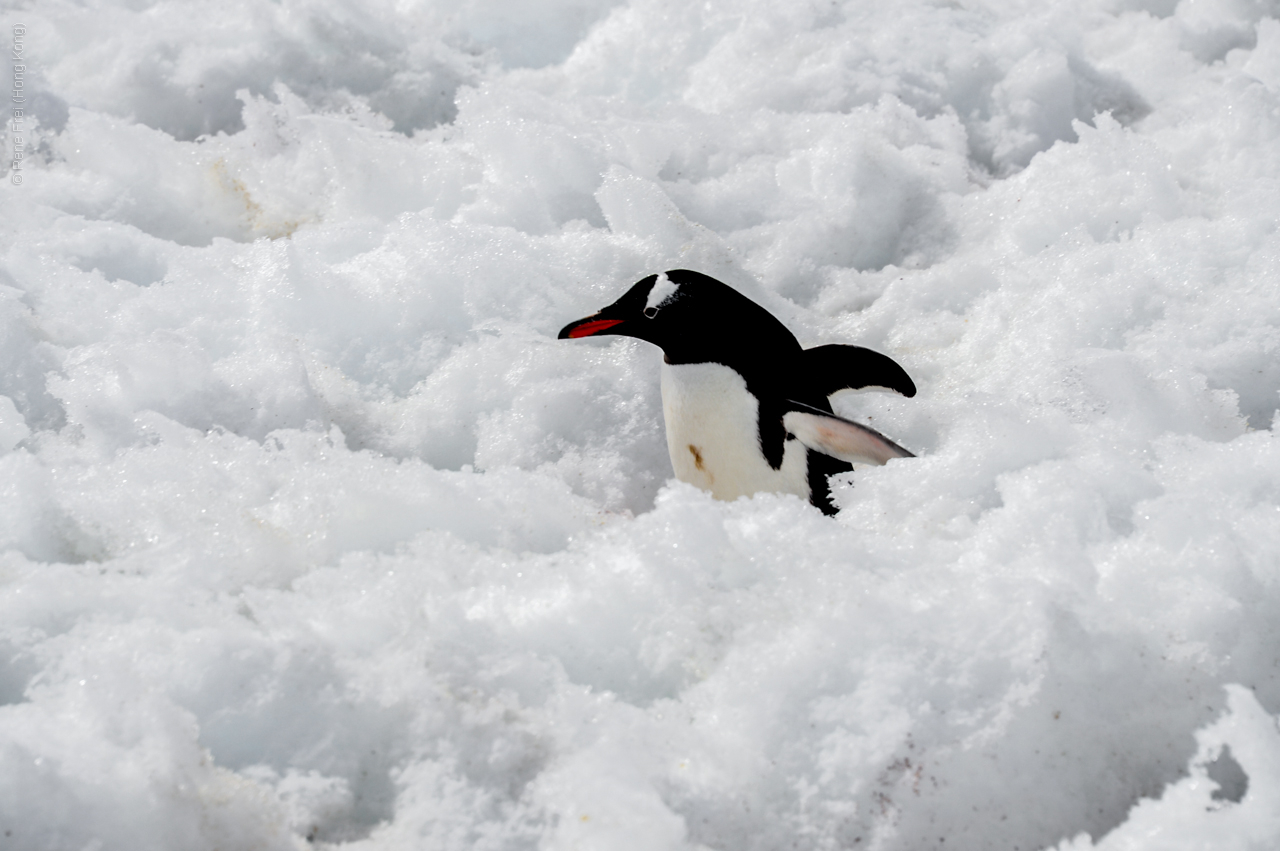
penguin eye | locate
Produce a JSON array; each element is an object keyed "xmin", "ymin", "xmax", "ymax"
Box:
[{"xmin": 643, "ymin": 306, "xmax": 659, "ymax": 319}]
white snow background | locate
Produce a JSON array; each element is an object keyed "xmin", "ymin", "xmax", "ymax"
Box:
[{"xmin": 2, "ymin": 0, "xmax": 1280, "ymax": 848}]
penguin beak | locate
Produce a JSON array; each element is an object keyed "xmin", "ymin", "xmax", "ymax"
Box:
[{"xmin": 558, "ymin": 315, "xmax": 626, "ymax": 339}]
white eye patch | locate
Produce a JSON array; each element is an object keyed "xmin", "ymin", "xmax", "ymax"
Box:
[{"xmin": 644, "ymin": 273, "xmax": 679, "ymax": 316}]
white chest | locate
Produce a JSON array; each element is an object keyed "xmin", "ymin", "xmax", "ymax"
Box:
[{"xmin": 660, "ymin": 361, "xmax": 811, "ymax": 503}]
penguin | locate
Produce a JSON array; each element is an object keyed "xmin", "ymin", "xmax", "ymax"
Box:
[{"xmin": 558, "ymin": 269, "xmax": 916, "ymax": 515}]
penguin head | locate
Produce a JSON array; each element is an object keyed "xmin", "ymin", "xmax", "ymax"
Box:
[{"xmin": 558, "ymin": 269, "xmax": 800, "ymax": 366}]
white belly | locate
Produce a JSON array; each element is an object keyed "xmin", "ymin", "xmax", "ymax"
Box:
[{"xmin": 661, "ymin": 362, "xmax": 811, "ymax": 503}]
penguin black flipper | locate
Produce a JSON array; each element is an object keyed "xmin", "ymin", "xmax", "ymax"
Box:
[{"xmin": 802, "ymin": 344, "xmax": 916, "ymax": 399}]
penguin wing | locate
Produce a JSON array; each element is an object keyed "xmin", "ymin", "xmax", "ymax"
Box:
[
  {"xmin": 802, "ymin": 344, "xmax": 916, "ymax": 398},
  {"xmin": 783, "ymin": 401, "xmax": 914, "ymax": 466}
]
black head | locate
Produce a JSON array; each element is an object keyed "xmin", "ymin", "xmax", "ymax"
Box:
[{"xmin": 558, "ymin": 269, "xmax": 801, "ymax": 367}]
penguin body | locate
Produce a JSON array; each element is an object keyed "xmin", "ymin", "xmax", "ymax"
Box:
[
  {"xmin": 661, "ymin": 361, "xmax": 812, "ymax": 502},
  {"xmin": 559, "ymin": 270, "xmax": 916, "ymax": 514}
]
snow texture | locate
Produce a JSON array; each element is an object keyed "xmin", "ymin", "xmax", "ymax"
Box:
[{"xmin": 2, "ymin": 0, "xmax": 1280, "ymax": 849}]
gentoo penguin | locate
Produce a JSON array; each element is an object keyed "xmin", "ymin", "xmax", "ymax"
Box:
[{"xmin": 558, "ymin": 269, "xmax": 916, "ymax": 515}]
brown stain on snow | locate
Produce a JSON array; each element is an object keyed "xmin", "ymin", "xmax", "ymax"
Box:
[{"xmin": 210, "ymin": 157, "xmax": 308, "ymax": 239}]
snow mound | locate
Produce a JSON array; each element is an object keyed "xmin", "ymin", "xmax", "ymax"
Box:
[{"xmin": 2, "ymin": 0, "xmax": 1280, "ymax": 849}]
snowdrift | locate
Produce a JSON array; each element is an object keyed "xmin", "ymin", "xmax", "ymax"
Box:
[{"xmin": 2, "ymin": 1, "xmax": 1280, "ymax": 849}]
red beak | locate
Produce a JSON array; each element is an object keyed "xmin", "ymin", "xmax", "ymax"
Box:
[{"xmin": 561, "ymin": 318, "xmax": 625, "ymax": 339}]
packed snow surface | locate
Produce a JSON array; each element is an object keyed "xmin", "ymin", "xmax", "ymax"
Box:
[{"xmin": 2, "ymin": 0, "xmax": 1280, "ymax": 849}]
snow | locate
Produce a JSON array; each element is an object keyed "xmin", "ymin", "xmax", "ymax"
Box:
[{"xmin": 1, "ymin": 0, "xmax": 1280, "ymax": 849}]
